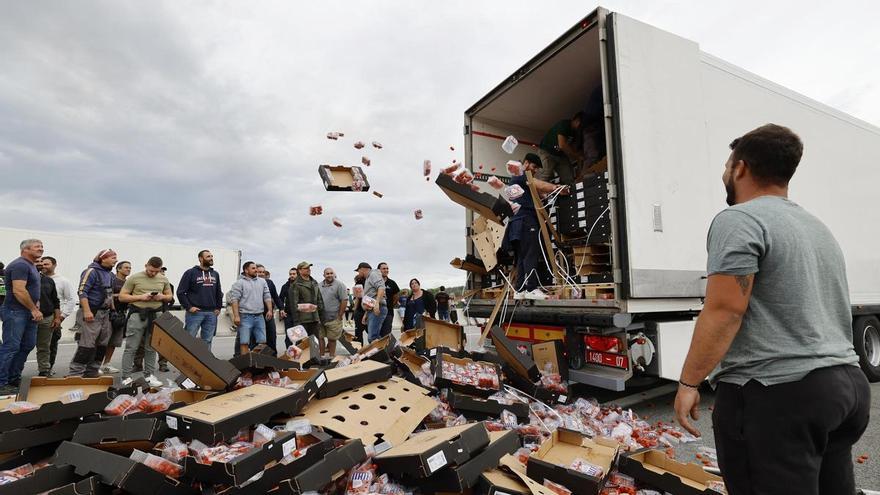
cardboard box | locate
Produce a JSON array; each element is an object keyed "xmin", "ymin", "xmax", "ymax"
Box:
[
  {"xmin": 414, "ymin": 430, "xmax": 521, "ymax": 492},
  {"xmin": 532, "ymin": 340, "xmax": 569, "ymax": 381},
  {"xmin": 525, "ymin": 429, "xmax": 620, "ymax": 495},
  {"xmin": 491, "ymin": 326, "xmax": 539, "ymax": 382},
  {"xmin": 72, "ymin": 417, "xmax": 169, "ymax": 454},
  {"xmin": 180, "ymin": 430, "xmax": 296, "ymax": 487},
  {"xmin": 617, "ymin": 449, "xmax": 725, "ymax": 495},
  {"xmin": 46, "ymin": 475, "xmax": 114, "ymax": 495},
  {"xmin": 0, "ymin": 442, "xmax": 58, "ymax": 470},
  {"xmin": 503, "ymin": 368, "xmax": 569, "ymax": 405},
  {"xmin": 354, "ymin": 334, "xmax": 394, "ymax": 363},
  {"xmin": 229, "ymin": 351, "xmax": 301, "ymax": 372},
  {"xmin": 300, "ymin": 377, "xmax": 436, "ymax": 447},
  {"xmin": 280, "ymin": 335, "xmax": 322, "ymax": 369},
  {"xmin": 53, "ymin": 441, "xmax": 196, "ymax": 495},
  {"xmin": 397, "ymin": 328, "xmax": 424, "ymax": 350},
  {"xmin": 151, "ymin": 313, "xmax": 241, "ymax": 391},
  {"xmin": 500, "ymin": 454, "xmax": 566, "ymax": 495},
  {"xmin": 316, "ymin": 360, "xmax": 393, "ymax": 399},
  {"xmin": 435, "ymin": 173, "xmax": 513, "ymax": 225},
  {"xmin": 166, "ymin": 384, "xmax": 305, "ymax": 444},
  {"xmin": 421, "ymin": 317, "xmax": 465, "ymax": 354},
  {"xmin": 446, "ymin": 391, "xmax": 530, "ymax": 422},
  {"xmin": 273, "ymin": 439, "xmax": 367, "ymax": 494},
  {"xmin": 278, "ymin": 368, "xmax": 327, "ymax": 407},
  {"xmin": 375, "ymin": 423, "xmax": 490, "ymax": 478},
  {"xmin": 0, "ymin": 377, "xmax": 117, "ymax": 431},
  {"xmin": 0, "ymin": 420, "xmax": 79, "ymax": 454},
  {"xmin": 450, "ymin": 255, "xmax": 488, "ymax": 275},
  {"xmin": 479, "ymin": 468, "xmax": 531, "ymax": 495},
  {"xmin": 318, "ymin": 165, "xmax": 371, "ymax": 192},
  {"xmin": 337, "ymin": 331, "xmax": 361, "ymax": 355},
  {"xmin": 231, "ymin": 430, "xmax": 335, "ymax": 493},
  {"xmin": 394, "ymin": 347, "xmax": 435, "ymax": 391},
  {"xmin": 0, "ymin": 464, "xmax": 81, "ymax": 495},
  {"xmin": 434, "ymin": 352, "xmax": 503, "ymax": 398}
]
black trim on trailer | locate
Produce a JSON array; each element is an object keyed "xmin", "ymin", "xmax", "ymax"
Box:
[
  {"xmin": 604, "ymin": 13, "xmax": 632, "ymax": 300},
  {"xmin": 853, "ymin": 305, "xmax": 880, "ymax": 316},
  {"xmin": 464, "ymin": 11, "xmax": 600, "ymax": 117}
]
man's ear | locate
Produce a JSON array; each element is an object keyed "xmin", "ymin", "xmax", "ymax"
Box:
[{"xmin": 733, "ymin": 160, "xmax": 748, "ymax": 180}]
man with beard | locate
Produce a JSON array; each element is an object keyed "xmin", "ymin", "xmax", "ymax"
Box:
[
  {"xmin": 177, "ymin": 250, "xmax": 223, "ymax": 346},
  {"xmin": 0, "ymin": 239, "xmax": 44, "ymax": 394},
  {"xmin": 289, "ymin": 262, "xmax": 325, "ymax": 349},
  {"xmin": 40, "ymin": 256, "xmax": 76, "ymax": 373},
  {"xmin": 674, "ymin": 124, "xmax": 869, "ymax": 494},
  {"xmin": 70, "ymin": 249, "xmax": 117, "ymax": 378},
  {"xmin": 377, "ymin": 262, "xmax": 399, "ymax": 338},
  {"xmin": 34, "ymin": 257, "xmax": 61, "ymax": 377},
  {"xmin": 279, "ymin": 267, "xmax": 297, "ymax": 347},
  {"xmin": 257, "ymin": 264, "xmax": 280, "ymax": 355},
  {"xmin": 97, "ymin": 260, "xmax": 131, "ymax": 374}
]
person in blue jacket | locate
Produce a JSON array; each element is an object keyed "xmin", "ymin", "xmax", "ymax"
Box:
[{"xmin": 177, "ymin": 250, "xmax": 223, "ymax": 346}]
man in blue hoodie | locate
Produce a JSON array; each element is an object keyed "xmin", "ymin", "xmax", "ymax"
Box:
[
  {"xmin": 70, "ymin": 249, "xmax": 117, "ymax": 377},
  {"xmin": 177, "ymin": 250, "xmax": 223, "ymax": 346}
]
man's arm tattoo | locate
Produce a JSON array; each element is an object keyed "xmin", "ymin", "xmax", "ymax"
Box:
[{"xmin": 734, "ymin": 275, "xmax": 751, "ymax": 296}]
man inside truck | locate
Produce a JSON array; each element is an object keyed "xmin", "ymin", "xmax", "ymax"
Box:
[
  {"xmin": 673, "ymin": 124, "xmax": 870, "ymax": 494},
  {"xmin": 505, "ymin": 153, "xmax": 568, "ymax": 299},
  {"xmin": 537, "ymin": 111, "xmax": 583, "ymax": 185}
]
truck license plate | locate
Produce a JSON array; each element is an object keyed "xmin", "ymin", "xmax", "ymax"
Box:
[{"xmin": 586, "ymin": 351, "xmax": 629, "ymax": 369}]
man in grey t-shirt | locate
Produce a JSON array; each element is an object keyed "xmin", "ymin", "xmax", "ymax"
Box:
[
  {"xmin": 355, "ymin": 262, "xmax": 386, "ymax": 342},
  {"xmin": 674, "ymin": 124, "xmax": 869, "ymax": 495}
]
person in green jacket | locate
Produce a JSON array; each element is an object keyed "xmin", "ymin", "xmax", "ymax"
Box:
[{"xmin": 289, "ymin": 261, "xmax": 325, "ymax": 351}]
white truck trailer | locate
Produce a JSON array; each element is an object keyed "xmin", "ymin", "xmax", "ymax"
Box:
[{"xmin": 462, "ymin": 8, "xmax": 880, "ymax": 390}]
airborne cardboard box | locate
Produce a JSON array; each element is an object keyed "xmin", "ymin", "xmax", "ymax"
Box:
[
  {"xmin": 525, "ymin": 429, "xmax": 620, "ymax": 495},
  {"xmin": 374, "ymin": 423, "xmax": 490, "ymax": 479},
  {"xmin": 414, "ymin": 430, "xmax": 521, "ymax": 493},
  {"xmin": 151, "ymin": 313, "xmax": 241, "ymax": 391},
  {"xmin": 0, "ymin": 376, "xmax": 116, "ymax": 431},
  {"xmin": 435, "ymin": 173, "xmax": 513, "ymax": 225},
  {"xmin": 446, "ymin": 391, "xmax": 529, "ymax": 422},
  {"xmin": 316, "ymin": 359, "xmax": 393, "ymax": 399},
  {"xmin": 273, "ymin": 439, "xmax": 367, "ymax": 494},
  {"xmin": 0, "ymin": 464, "xmax": 81, "ymax": 495},
  {"xmin": 166, "ymin": 384, "xmax": 304, "ymax": 444},
  {"xmin": 617, "ymin": 449, "xmax": 725, "ymax": 495},
  {"xmin": 181, "ymin": 430, "xmax": 296, "ymax": 487},
  {"xmin": 479, "ymin": 468, "xmax": 531, "ymax": 495},
  {"xmin": 53, "ymin": 441, "xmax": 196, "ymax": 495},
  {"xmin": 0, "ymin": 419, "xmax": 80, "ymax": 454},
  {"xmin": 72, "ymin": 417, "xmax": 169, "ymax": 455},
  {"xmin": 490, "ymin": 326, "xmax": 540, "ymax": 382},
  {"xmin": 434, "ymin": 352, "xmax": 502, "ymax": 398},
  {"xmin": 319, "ymin": 164, "xmax": 371, "ymax": 192}
]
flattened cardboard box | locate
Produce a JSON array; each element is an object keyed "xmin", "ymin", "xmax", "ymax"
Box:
[
  {"xmin": 151, "ymin": 313, "xmax": 241, "ymax": 391},
  {"xmin": 436, "ymin": 173, "xmax": 513, "ymax": 225},
  {"xmin": 300, "ymin": 377, "xmax": 436, "ymax": 447},
  {"xmin": 490, "ymin": 326, "xmax": 539, "ymax": 382},
  {"xmin": 526, "ymin": 429, "xmax": 620, "ymax": 495},
  {"xmin": 274, "ymin": 439, "xmax": 367, "ymax": 494},
  {"xmin": 374, "ymin": 423, "xmax": 490, "ymax": 478},
  {"xmin": 0, "ymin": 464, "xmax": 80, "ymax": 495},
  {"xmin": 72, "ymin": 417, "xmax": 169, "ymax": 454},
  {"xmin": 54, "ymin": 441, "xmax": 196, "ymax": 495},
  {"xmin": 446, "ymin": 390, "xmax": 529, "ymax": 422},
  {"xmin": 316, "ymin": 359, "xmax": 393, "ymax": 399},
  {"xmin": 479, "ymin": 468, "xmax": 531, "ymax": 495},
  {"xmin": 434, "ymin": 352, "xmax": 502, "ymax": 398},
  {"xmin": 166, "ymin": 384, "xmax": 303, "ymax": 444},
  {"xmin": 319, "ymin": 164, "xmax": 371, "ymax": 192},
  {"xmin": 413, "ymin": 430, "xmax": 521, "ymax": 493},
  {"xmin": 0, "ymin": 419, "xmax": 79, "ymax": 454},
  {"xmin": 181, "ymin": 430, "xmax": 296, "ymax": 487},
  {"xmin": 0, "ymin": 376, "xmax": 116, "ymax": 431},
  {"xmin": 617, "ymin": 449, "xmax": 725, "ymax": 495}
]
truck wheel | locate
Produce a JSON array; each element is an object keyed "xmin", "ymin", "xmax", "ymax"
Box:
[
  {"xmin": 565, "ymin": 327, "xmax": 584, "ymax": 370},
  {"xmin": 853, "ymin": 316, "xmax": 880, "ymax": 382}
]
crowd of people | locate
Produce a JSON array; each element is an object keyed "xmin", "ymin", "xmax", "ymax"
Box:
[{"xmin": 0, "ymin": 242, "xmax": 456, "ymax": 395}]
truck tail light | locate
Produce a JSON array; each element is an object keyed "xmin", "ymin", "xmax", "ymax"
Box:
[{"xmin": 585, "ymin": 335, "xmax": 620, "ymax": 353}]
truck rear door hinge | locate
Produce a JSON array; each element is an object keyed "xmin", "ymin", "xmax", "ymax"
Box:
[
  {"xmin": 604, "ymin": 103, "xmax": 613, "ymax": 118},
  {"xmin": 463, "ymin": 124, "xmax": 470, "ymax": 135},
  {"xmin": 599, "ymin": 28, "xmax": 607, "ymax": 41},
  {"xmin": 607, "ymin": 184, "xmax": 618, "ymax": 199},
  {"xmin": 613, "ymin": 269, "xmax": 623, "ymax": 283}
]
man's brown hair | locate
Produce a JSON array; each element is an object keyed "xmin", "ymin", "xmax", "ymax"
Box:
[
  {"xmin": 147, "ymin": 256, "xmax": 163, "ymax": 268},
  {"xmin": 729, "ymin": 123, "xmax": 803, "ymax": 187}
]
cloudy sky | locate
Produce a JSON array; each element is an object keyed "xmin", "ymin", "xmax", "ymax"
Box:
[{"xmin": 1, "ymin": 0, "xmax": 878, "ymax": 288}]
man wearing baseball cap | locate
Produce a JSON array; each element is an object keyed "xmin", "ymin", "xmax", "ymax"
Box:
[
  {"xmin": 69, "ymin": 248, "xmax": 118, "ymax": 377},
  {"xmin": 289, "ymin": 261, "xmax": 325, "ymax": 349},
  {"xmin": 354, "ymin": 261, "xmax": 386, "ymax": 342}
]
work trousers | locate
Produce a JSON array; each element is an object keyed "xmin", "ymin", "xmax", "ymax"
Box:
[
  {"xmin": 69, "ymin": 309, "xmax": 111, "ymax": 377},
  {"xmin": 35, "ymin": 316, "xmax": 55, "ymax": 374},
  {"xmin": 713, "ymin": 365, "xmax": 871, "ymax": 495},
  {"xmin": 121, "ymin": 313, "xmax": 158, "ymax": 378},
  {"xmin": 513, "ymin": 215, "xmax": 544, "ymax": 292}
]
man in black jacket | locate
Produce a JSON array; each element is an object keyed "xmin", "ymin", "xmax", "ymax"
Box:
[
  {"xmin": 279, "ymin": 267, "xmax": 297, "ymax": 346},
  {"xmin": 257, "ymin": 265, "xmax": 280, "ymax": 355},
  {"xmin": 177, "ymin": 250, "xmax": 223, "ymax": 347},
  {"xmin": 35, "ymin": 258, "xmax": 61, "ymax": 376}
]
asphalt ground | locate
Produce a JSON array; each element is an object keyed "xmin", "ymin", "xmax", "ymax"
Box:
[{"xmin": 20, "ymin": 329, "xmax": 880, "ymax": 491}]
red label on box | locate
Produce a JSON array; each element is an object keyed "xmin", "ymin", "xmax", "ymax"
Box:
[{"xmin": 586, "ymin": 351, "xmax": 629, "ymax": 369}]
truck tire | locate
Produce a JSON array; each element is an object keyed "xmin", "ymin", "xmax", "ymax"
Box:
[
  {"xmin": 853, "ymin": 315, "xmax": 880, "ymax": 382},
  {"xmin": 565, "ymin": 327, "xmax": 584, "ymax": 370}
]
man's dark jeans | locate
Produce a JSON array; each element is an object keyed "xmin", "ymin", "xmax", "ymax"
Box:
[{"xmin": 0, "ymin": 306, "xmax": 38, "ymax": 386}]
